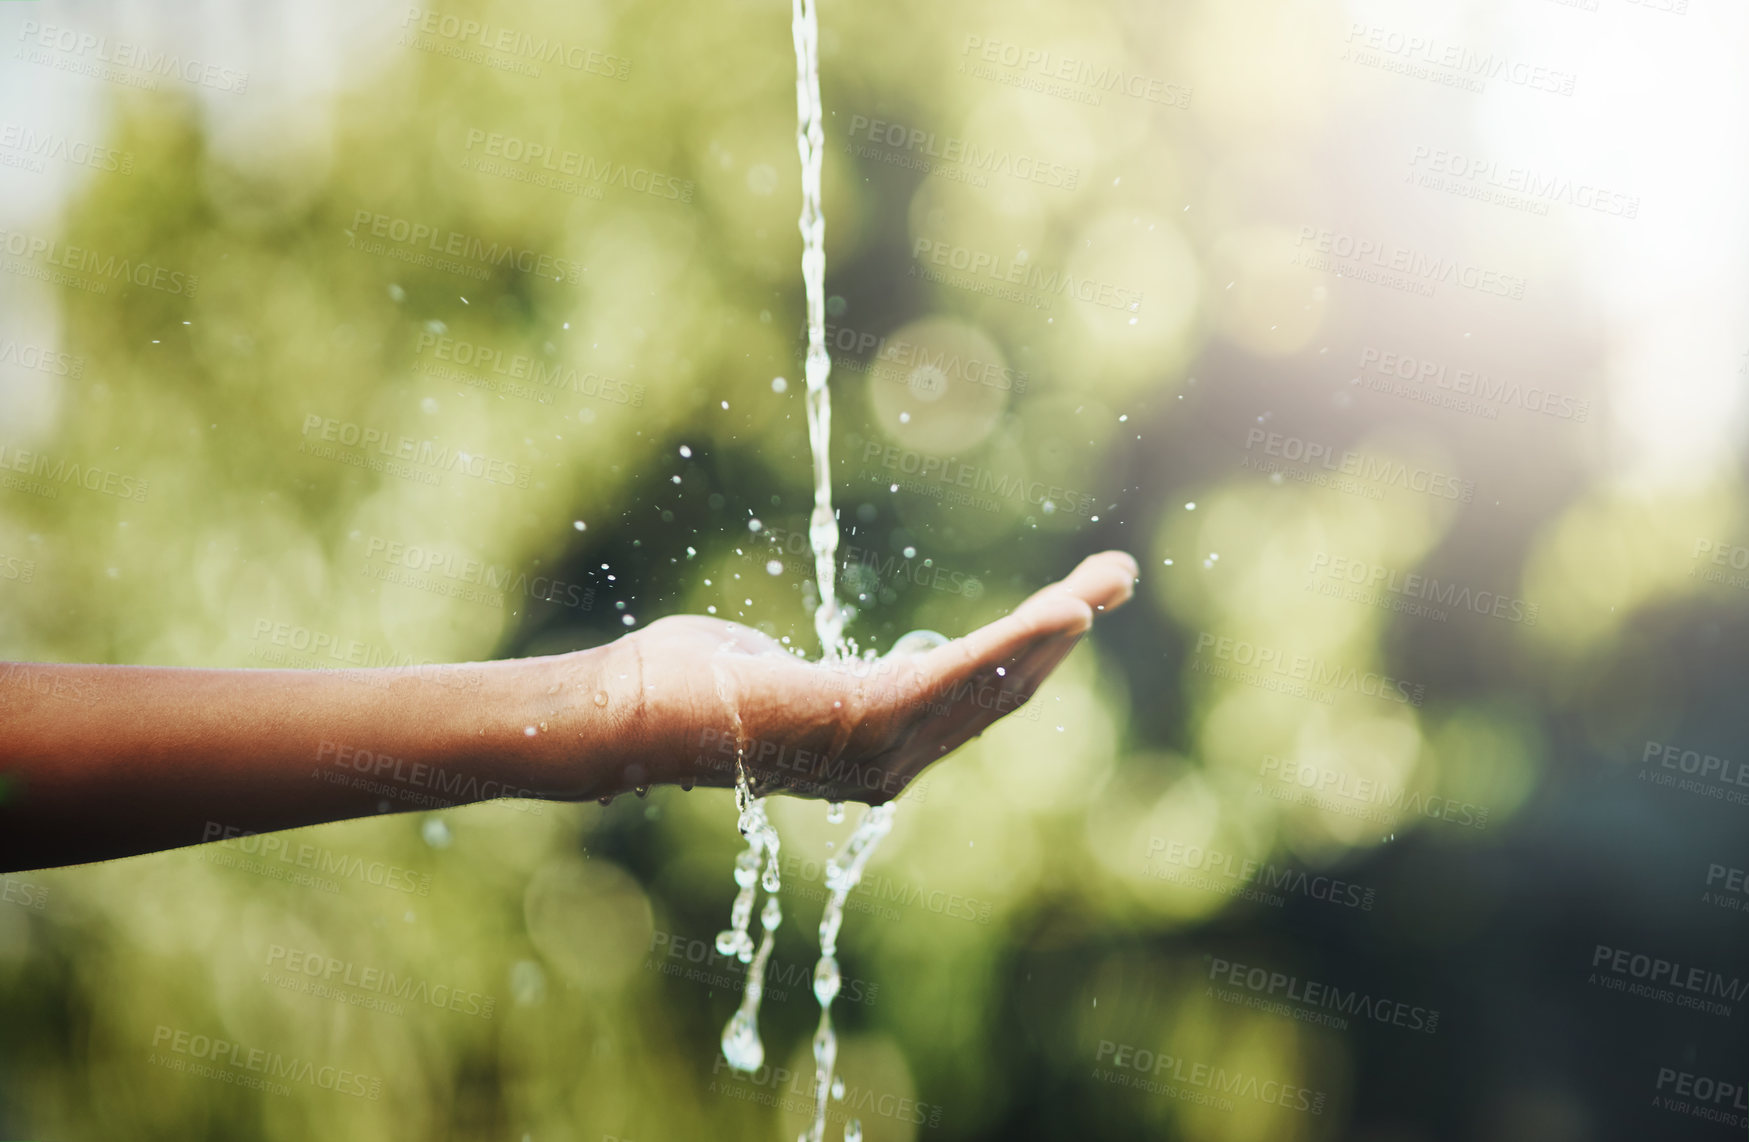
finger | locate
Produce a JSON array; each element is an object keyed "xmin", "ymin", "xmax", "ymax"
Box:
[
  {"xmin": 1018, "ymin": 550, "xmax": 1139, "ymax": 616},
  {"xmin": 918, "ymin": 591, "xmax": 1093, "ymax": 693}
]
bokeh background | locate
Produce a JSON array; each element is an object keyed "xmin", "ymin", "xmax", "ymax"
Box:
[{"xmin": 1, "ymin": 0, "xmax": 1747, "ymax": 1139}]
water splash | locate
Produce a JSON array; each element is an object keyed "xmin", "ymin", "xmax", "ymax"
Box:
[
  {"xmin": 801, "ymin": 799, "xmax": 896, "ymax": 1142},
  {"xmin": 719, "ymin": 8, "xmax": 909, "ymax": 1141},
  {"xmin": 718, "ymin": 758, "xmax": 784, "ymax": 1071}
]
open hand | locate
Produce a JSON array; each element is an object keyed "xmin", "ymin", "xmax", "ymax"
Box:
[{"xmin": 622, "ymin": 551, "xmax": 1139, "ymax": 802}]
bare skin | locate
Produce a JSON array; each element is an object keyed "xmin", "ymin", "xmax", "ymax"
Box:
[{"xmin": 0, "ymin": 551, "xmax": 1137, "ymax": 872}]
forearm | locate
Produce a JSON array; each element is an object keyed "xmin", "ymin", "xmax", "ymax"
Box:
[{"xmin": 0, "ymin": 650, "xmax": 631, "ymax": 872}]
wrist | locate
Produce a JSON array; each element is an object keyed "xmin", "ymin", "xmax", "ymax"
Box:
[{"xmin": 484, "ymin": 642, "xmax": 647, "ymax": 802}]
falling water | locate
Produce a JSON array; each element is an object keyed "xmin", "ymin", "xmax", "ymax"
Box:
[
  {"xmin": 716, "ymin": 4, "xmax": 912, "ymax": 1140},
  {"xmin": 792, "ymin": 0, "xmax": 846, "ymax": 664}
]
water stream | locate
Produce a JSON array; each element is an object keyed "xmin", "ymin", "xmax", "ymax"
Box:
[{"xmin": 712, "ymin": 2, "xmax": 912, "ymax": 1138}]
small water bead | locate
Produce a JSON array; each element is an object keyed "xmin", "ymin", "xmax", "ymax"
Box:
[
  {"xmin": 812, "ymin": 955, "xmax": 841, "ymax": 1004},
  {"xmin": 832, "ymin": 1076, "xmax": 845, "ymax": 1100},
  {"xmin": 734, "ymin": 850, "xmax": 761, "ymax": 887},
  {"xmin": 592, "ymin": 691, "xmax": 609, "ymax": 707},
  {"xmin": 826, "ymin": 801, "xmax": 844, "ymax": 824},
  {"xmin": 844, "ymin": 1120, "xmax": 862, "ymax": 1142},
  {"xmin": 761, "ymin": 895, "xmax": 783, "ymax": 930},
  {"xmin": 721, "ymin": 1010, "xmax": 764, "ymax": 1072},
  {"xmin": 887, "ymin": 628, "xmax": 950, "ymax": 656}
]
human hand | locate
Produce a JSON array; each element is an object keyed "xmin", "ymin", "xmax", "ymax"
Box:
[{"xmin": 614, "ymin": 550, "xmax": 1138, "ymax": 803}]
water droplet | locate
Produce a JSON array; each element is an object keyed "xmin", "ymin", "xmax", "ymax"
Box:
[
  {"xmin": 767, "ymin": 560, "xmax": 784, "ymax": 576},
  {"xmin": 888, "ymin": 629, "xmax": 949, "ymax": 656},
  {"xmin": 679, "ymin": 444, "xmax": 693, "ymax": 458},
  {"xmin": 421, "ymin": 817, "xmax": 452, "ymax": 848},
  {"xmin": 826, "ymin": 802, "xmax": 844, "ymax": 824},
  {"xmin": 593, "ymin": 691, "xmax": 609, "ymax": 707},
  {"xmin": 901, "ymin": 545, "xmax": 916, "ymax": 559},
  {"xmin": 761, "ymin": 896, "xmax": 783, "ymax": 930},
  {"xmin": 721, "ymin": 1010, "xmax": 764, "ymax": 1073},
  {"xmin": 524, "ymin": 725, "xmax": 538, "ymax": 737},
  {"xmin": 844, "ymin": 1119, "xmax": 862, "ymax": 1142},
  {"xmin": 772, "ymin": 376, "xmax": 789, "ymax": 393},
  {"xmin": 813, "ymin": 954, "xmax": 841, "ymax": 1005},
  {"xmin": 1185, "ymin": 501, "xmax": 1197, "ymax": 510}
]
